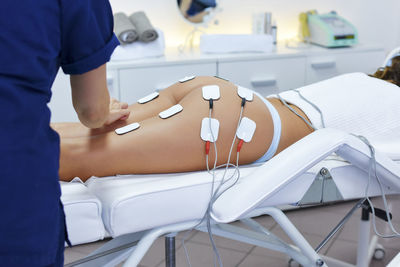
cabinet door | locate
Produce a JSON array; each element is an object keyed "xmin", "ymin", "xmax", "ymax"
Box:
[
  {"xmin": 119, "ymin": 63, "xmax": 217, "ymax": 104},
  {"xmin": 306, "ymin": 50, "xmax": 385, "ymax": 84},
  {"xmin": 218, "ymin": 57, "xmax": 306, "ymax": 96}
]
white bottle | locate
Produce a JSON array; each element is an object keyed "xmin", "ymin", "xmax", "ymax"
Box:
[
  {"xmin": 252, "ymin": 13, "xmax": 265, "ymax": 34},
  {"xmin": 264, "ymin": 12, "xmax": 272, "ymax": 35}
]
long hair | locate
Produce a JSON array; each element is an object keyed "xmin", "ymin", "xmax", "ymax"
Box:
[{"xmin": 370, "ymin": 55, "xmax": 400, "ymax": 86}]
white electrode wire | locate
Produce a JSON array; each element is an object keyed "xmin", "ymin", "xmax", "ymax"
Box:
[
  {"xmin": 293, "ymin": 89, "xmax": 326, "ymax": 128},
  {"xmin": 183, "ymin": 101, "xmax": 247, "ymax": 267},
  {"xmin": 211, "ymin": 152, "xmax": 241, "ymax": 204},
  {"xmin": 355, "ymin": 135, "xmax": 400, "ymax": 238},
  {"xmin": 277, "ymin": 94, "xmax": 317, "ymax": 131},
  {"xmin": 182, "ymin": 166, "xmax": 241, "ymax": 267},
  {"xmin": 212, "ymin": 106, "xmax": 244, "ymax": 198},
  {"xmin": 278, "ymin": 91, "xmax": 400, "ymax": 239},
  {"xmin": 182, "ymin": 108, "xmax": 220, "ymax": 267},
  {"xmin": 204, "ymin": 105, "xmax": 244, "ymax": 267},
  {"xmin": 206, "ymin": 108, "xmax": 223, "ymax": 267}
]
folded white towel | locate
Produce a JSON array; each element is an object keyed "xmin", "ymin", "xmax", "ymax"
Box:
[
  {"xmin": 200, "ymin": 34, "xmax": 273, "ymax": 54},
  {"xmin": 111, "ymin": 29, "xmax": 165, "ymax": 61}
]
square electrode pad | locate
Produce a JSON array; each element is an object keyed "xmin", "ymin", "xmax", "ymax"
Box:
[
  {"xmin": 202, "ymin": 85, "xmax": 220, "ymax": 100},
  {"xmin": 200, "ymin": 118, "xmax": 220, "ymax": 142},
  {"xmin": 159, "ymin": 104, "xmax": 183, "ymax": 119},
  {"xmin": 236, "ymin": 117, "xmax": 256, "ymax": 142},
  {"xmin": 237, "ymin": 86, "xmax": 254, "ymax": 101},
  {"xmin": 115, "ymin": 122, "xmax": 140, "ymax": 135}
]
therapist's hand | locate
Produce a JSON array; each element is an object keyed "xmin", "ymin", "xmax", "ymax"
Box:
[{"xmin": 103, "ymin": 98, "xmax": 131, "ymax": 126}]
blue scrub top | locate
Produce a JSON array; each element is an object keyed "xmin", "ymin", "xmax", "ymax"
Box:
[{"xmin": 0, "ymin": 0, "xmax": 119, "ymax": 266}]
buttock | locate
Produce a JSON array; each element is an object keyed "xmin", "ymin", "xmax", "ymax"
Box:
[{"xmin": 175, "ymin": 80, "xmax": 278, "ymax": 165}]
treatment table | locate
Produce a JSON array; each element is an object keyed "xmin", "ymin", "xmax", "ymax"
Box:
[{"xmin": 61, "ymin": 128, "xmax": 400, "ymax": 267}]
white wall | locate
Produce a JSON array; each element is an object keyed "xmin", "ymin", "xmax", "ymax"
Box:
[{"xmin": 110, "ymin": 0, "xmax": 400, "ymax": 53}]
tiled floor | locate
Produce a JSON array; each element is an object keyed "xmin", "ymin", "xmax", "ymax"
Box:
[{"xmin": 65, "ymin": 195, "xmax": 400, "ymax": 266}]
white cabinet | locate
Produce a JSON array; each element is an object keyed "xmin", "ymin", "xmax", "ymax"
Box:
[
  {"xmin": 49, "ymin": 69, "xmax": 119, "ymax": 122},
  {"xmin": 49, "ymin": 45, "xmax": 385, "ymax": 122},
  {"xmin": 305, "ymin": 48, "xmax": 385, "ymax": 84},
  {"xmin": 218, "ymin": 56, "xmax": 306, "ymax": 96},
  {"xmin": 118, "ymin": 62, "xmax": 216, "ymax": 104},
  {"xmin": 48, "ymin": 70, "xmax": 78, "ymax": 122}
]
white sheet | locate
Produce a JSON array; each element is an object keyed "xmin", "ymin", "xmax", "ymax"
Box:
[{"xmin": 276, "ymin": 73, "xmax": 400, "ymax": 156}]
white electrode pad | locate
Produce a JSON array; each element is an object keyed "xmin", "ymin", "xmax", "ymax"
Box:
[
  {"xmin": 159, "ymin": 104, "xmax": 183, "ymax": 119},
  {"xmin": 236, "ymin": 117, "xmax": 256, "ymax": 142},
  {"xmin": 137, "ymin": 92, "xmax": 159, "ymax": 104},
  {"xmin": 115, "ymin": 122, "xmax": 140, "ymax": 135},
  {"xmin": 202, "ymin": 85, "xmax": 220, "ymax": 100},
  {"xmin": 237, "ymin": 86, "xmax": 254, "ymax": 101},
  {"xmin": 179, "ymin": 75, "xmax": 196, "ymax": 83},
  {"xmin": 200, "ymin": 118, "xmax": 220, "ymax": 142}
]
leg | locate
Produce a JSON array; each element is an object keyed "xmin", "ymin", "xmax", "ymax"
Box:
[{"xmin": 59, "ymin": 77, "xmax": 276, "ymax": 181}]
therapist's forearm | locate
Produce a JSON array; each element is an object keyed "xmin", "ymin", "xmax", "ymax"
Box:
[{"xmin": 70, "ymin": 64, "xmax": 110, "ymax": 128}]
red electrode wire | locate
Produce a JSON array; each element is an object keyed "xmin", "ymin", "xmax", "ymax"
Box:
[
  {"xmin": 237, "ymin": 139, "xmax": 244, "ymax": 152},
  {"xmin": 205, "ymin": 141, "xmax": 211, "ymax": 155}
]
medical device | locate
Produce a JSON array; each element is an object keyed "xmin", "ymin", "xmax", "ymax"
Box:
[
  {"xmin": 137, "ymin": 92, "xmax": 159, "ymax": 104},
  {"xmin": 201, "ymin": 118, "xmax": 220, "ymax": 142},
  {"xmin": 202, "ymin": 85, "xmax": 220, "ymax": 112},
  {"xmin": 237, "ymin": 86, "xmax": 254, "ymax": 102},
  {"xmin": 300, "ymin": 10, "xmax": 358, "ymax": 48},
  {"xmin": 236, "ymin": 117, "xmax": 256, "ymax": 143},
  {"xmin": 190, "ymin": 85, "xmax": 258, "ymax": 267},
  {"xmin": 202, "ymin": 85, "xmax": 220, "ymax": 101},
  {"xmin": 115, "ymin": 122, "xmax": 140, "ymax": 135},
  {"xmin": 179, "ymin": 75, "xmax": 196, "ymax": 83},
  {"xmin": 159, "ymin": 104, "xmax": 183, "ymax": 119},
  {"xmin": 182, "ymin": 83, "xmax": 254, "ymax": 267}
]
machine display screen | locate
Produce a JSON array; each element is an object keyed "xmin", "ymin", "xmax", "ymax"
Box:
[{"xmin": 334, "ymin": 35, "xmax": 355, "ymax": 40}]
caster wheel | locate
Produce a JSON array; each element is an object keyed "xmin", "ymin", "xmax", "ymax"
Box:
[{"xmin": 373, "ymin": 248, "xmax": 385, "ymax": 261}]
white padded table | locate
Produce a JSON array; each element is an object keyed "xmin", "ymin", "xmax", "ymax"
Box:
[
  {"xmin": 61, "ymin": 181, "xmax": 105, "ymax": 245},
  {"xmin": 85, "ymin": 157, "xmax": 398, "ymax": 238}
]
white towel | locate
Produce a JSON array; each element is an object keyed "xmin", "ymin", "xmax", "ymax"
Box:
[
  {"xmin": 111, "ymin": 29, "xmax": 165, "ymax": 61},
  {"xmin": 275, "ymin": 73, "xmax": 400, "ymax": 147},
  {"xmin": 200, "ymin": 34, "xmax": 273, "ymax": 54}
]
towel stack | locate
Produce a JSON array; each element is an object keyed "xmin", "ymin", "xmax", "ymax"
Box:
[
  {"xmin": 111, "ymin": 29, "xmax": 165, "ymax": 61},
  {"xmin": 113, "ymin": 11, "xmax": 158, "ymax": 44}
]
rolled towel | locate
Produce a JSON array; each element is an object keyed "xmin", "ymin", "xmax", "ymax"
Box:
[
  {"xmin": 129, "ymin": 11, "xmax": 158, "ymax": 43},
  {"xmin": 113, "ymin": 12, "xmax": 138, "ymax": 44}
]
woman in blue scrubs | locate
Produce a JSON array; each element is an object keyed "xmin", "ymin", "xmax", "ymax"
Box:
[{"xmin": 0, "ymin": 1, "xmax": 128, "ymax": 266}]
